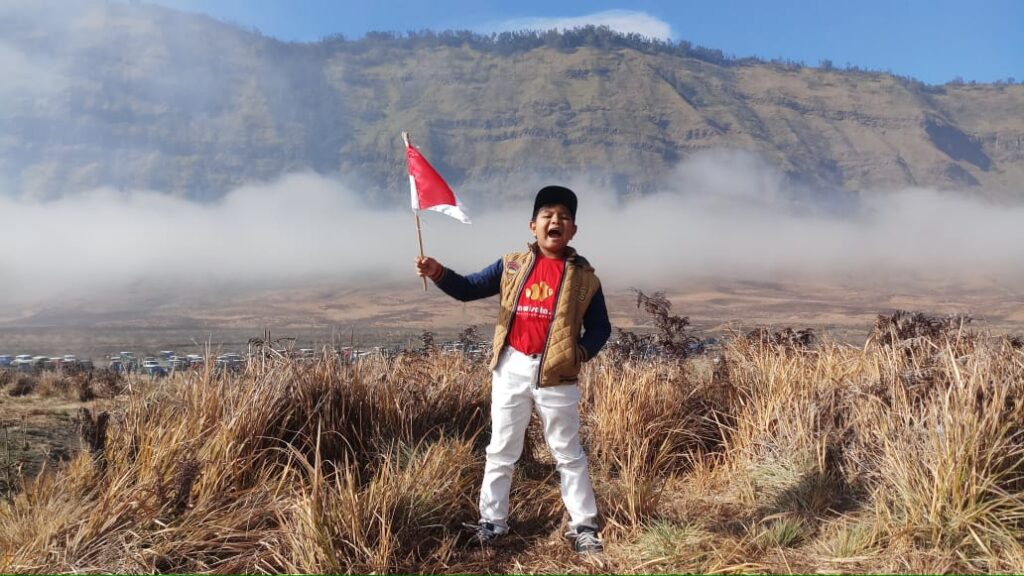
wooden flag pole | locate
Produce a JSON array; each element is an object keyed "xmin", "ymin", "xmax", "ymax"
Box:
[
  {"xmin": 415, "ymin": 211, "xmax": 427, "ymax": 292},
  {"xmin": 404, "ymin": 131, "xmax": 428, "ymax": 292}
]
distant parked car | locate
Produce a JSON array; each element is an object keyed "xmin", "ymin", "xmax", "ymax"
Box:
[
  {"xmin": 0, "ymin": 355, "xmax": 12, "ymax": 367},
  {"xmin": 145, "ymin": 365, "xmax": 168, "ymax": 378},
  {"xmin": 118, "ymin": 352, "xmax": 138, "ymax": 372},
  {"xmin": 167, "ymin": 356, "xmax": 188, "ymax": 371},
  {"xmin": 215, "ymin": 353, "xmax": 244, "ymax": 373},
  {"xmin": 140, "ymin": 358, "xmax": 166, "ymax": 377}
]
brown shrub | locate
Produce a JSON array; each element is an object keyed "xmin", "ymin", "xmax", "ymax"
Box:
[
  {"xmin": 77, "ymin": 408, "xmax": 110, "ymax": 473},
  {"xmin": 745, "ymin": 326, "xmax": 816, "ymax": 350},
  {"xmin": 90, "ymin": 369, "xmax": 126, "ymax": 398},
  {"xmin": 75, "ymin": 374, "xmax": 96, "ymax": 402},
  {"xmin": 35, "ymin": 372, "xmax": 73, "ymax": 398},
  {"xmin": 8, "ymin": 374, "xmax": 37, "ymax": 396},
  {"xmin": 870, "ymin": 310, "xmax": 973, "ymax": 352},
  {"xmin": 609, "ymin": 290, "xmax": 700, "ymax": 361}
]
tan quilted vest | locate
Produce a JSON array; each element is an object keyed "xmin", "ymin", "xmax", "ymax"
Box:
[{"xmin": 488, "ymin": 243, "xmax": 601, "ymax": 387}]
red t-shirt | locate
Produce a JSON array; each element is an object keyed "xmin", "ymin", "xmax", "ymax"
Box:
[{"xmin": 507, "ymin": 256, "xmax": 566, "ymax": 355}]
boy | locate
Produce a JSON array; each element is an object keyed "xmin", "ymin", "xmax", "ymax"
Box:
[{"xmin": 415, "ymin": 185, "xmax": 612, "ymax": 554}]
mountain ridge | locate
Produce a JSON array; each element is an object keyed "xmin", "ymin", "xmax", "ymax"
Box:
[{"xmin": 2, "ymin": 1, "xmax": 1022, "ymax": 201}]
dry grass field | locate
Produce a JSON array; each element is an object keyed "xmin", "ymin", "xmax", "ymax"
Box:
[{"xmin": 3, "ymin": 311, "xmax": 1024, "ymax": 573}]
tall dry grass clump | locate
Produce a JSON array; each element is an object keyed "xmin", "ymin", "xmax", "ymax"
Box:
[
  {"xmin": 2, "ymin": 315, "xmax": 1024, "ymax": 573},
  {"xmin": 581, "ymin": 357, "xmax": 734, "ymax": 529},
  {"xmin": 0, "ymin": 352, "xmax": 491, "ymax": 573},
  {"xmin": 0, "ymin": 368, "xmax": 124, "ymax": 401},
  {"xmin": 0, "ymin": 369, "xmax": 13, "ymax": 389},
  {"xmin": 697, "ymin": 315, "xmax": 1024, "ymax": 573},
  {"xmin": 851, "ymin": 323, "xmax": 1024, "ymax": 572}
]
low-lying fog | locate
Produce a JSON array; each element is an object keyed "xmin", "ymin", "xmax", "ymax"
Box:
[{"xmin": 3, "ymin": 150, "xmax": 1023, "ymax": 312}]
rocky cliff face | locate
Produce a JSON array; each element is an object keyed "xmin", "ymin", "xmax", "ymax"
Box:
[{"xmin": 2, "ymin": 1, "xmax": 1021, "ymax": 202}]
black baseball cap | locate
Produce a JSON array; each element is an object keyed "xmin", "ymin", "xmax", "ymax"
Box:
[{"xmin": 533, "ymin": 185, "xmax": 577, "ymax": 220}]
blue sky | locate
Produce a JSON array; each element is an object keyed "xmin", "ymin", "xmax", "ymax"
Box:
[{"xmin": 152, "ymin": 1, "xmax": 1020, "ymax": 85}]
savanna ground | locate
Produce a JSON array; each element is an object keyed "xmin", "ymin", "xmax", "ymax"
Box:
[
  {"xmin": 4, "ymin": 277, "xmax": 1024, "ymax": 357},
  {"xmin": 3, "ymin": 304, "xmax": 1024, "ymax": 573}
]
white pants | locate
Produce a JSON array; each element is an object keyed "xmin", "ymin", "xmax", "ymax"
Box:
[{"xmin": 479, "ymin": 346, "xmax": 599, "ymax": 532}]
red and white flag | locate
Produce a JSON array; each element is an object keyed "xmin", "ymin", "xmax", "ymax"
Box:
[{"xmin": 406, "ymin": 142, "xmax": 471, "ymax": 224}]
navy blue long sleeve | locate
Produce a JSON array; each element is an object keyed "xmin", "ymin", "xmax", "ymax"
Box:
[
  {"xmin": 433, "ymin": 259, "xmax": 503, "ymax": 301},
  {"xmin": 579, "ymin": 286, "xmax": 611, "ymax": 360}
]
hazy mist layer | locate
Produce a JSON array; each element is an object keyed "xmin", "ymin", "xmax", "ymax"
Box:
[{"xmin": 4, "ymin": 150, "xmax": 1023, "ymax": 312}]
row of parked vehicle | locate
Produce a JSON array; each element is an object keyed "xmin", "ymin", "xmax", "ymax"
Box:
[
  {"xmin": 1, "ymin": 342, "xmax": 494, "ymax": 379},
  {"xmin": 0, "ymin": 354, "xmax": 94, "ymax": 372},
  {"xmin": 0, "ymin": 350, "xmax": 247, "ymax": 378},
  {"xmin": 106, "ymin": 351, "xmax": 249, "ymax": 377}
]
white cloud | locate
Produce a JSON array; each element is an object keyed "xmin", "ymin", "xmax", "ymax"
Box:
[{"xmin": 488, "ymin": 10, "xmax": 673, "ymax": 40}]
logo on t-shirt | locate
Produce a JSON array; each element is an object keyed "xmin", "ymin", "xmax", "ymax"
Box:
[{"xmin": 524, "ymin": 281, "xmax": 554, "ymax": 301}]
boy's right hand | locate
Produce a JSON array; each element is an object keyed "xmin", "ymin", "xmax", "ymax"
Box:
[{"xmin": 415, "ymin": 256, "xmax": 443, "ymax": 282}]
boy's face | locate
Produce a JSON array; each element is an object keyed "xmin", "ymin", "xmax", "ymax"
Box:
[{"xmin": 530, "ymin": 204, "xmax": 577, "ymax": 256}]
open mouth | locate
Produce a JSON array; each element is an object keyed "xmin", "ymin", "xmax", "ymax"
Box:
[{"xmin": 547, "ymin": 228, "xmax": 563, "ymax": 239}]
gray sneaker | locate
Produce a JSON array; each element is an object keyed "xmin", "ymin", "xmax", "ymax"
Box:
[
  {"xmin": 567, "ymin": 526, "xmax": 604, "ymax": 554},
  {"xmin": 463, "ymin": 521, "xmax": 503, "ymax": 546}
]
